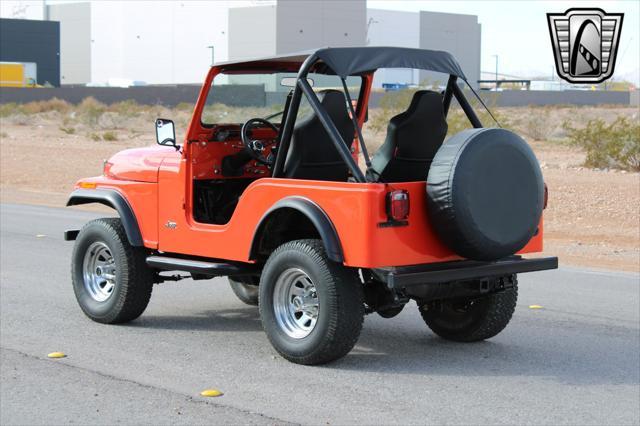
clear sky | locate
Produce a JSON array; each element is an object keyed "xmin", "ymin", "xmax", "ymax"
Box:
[{"xmin": 369, "ymin": 0, "xmax": 640, "ymax": 84}]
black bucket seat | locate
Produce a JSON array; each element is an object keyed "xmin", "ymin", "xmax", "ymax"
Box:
[
  {"xmin": 284, "ymin": 90, "xmax": 354, "ymax": 181},
  {"xmin": 367, "ymin": 90, "xmax": 448, "ymax": 182}
]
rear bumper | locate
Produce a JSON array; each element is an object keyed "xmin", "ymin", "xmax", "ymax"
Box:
[{"xmin": 378, "ymin": 256, "xmax": 558, "ymax": 290}]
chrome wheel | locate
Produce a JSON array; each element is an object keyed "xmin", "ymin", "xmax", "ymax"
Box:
[
  {"xmin": 273, "ymin": 268, "xmax": 319, "ymax": 339},
  {"xmin": 82, "ymin": 241, "xmax": 116, "ymax": 302}
]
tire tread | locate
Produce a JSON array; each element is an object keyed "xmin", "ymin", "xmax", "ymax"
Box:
[
  {"xmin": 260, "ymin": 239, "xmax": 364, "ymax": 365},
  {"xmin": 420, "ymin": 276, "xmax": 518, "ymax": 342},
  {"xmin": 72, "ymin": 218, "xmax": 153, "ymax": 324}
]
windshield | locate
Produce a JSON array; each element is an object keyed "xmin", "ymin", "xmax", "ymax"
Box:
[{"xmin": 201, "ymin": 72, "xmax": 362, "ymax": 126}]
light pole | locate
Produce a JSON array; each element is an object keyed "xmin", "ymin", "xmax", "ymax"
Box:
[
  {"xmin": 207, "ymin": 45, "xmax": 215, "ymax": 66},
  {"xmin": 492, "ymin": 54, "xmax": 499, "ymax": 91},
  {"xmin": 366, "ymin": 17, "xmax": 379, "ymax": 45}
]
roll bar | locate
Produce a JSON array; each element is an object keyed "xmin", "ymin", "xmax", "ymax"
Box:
[{"xmin": 272, "ymin": 55, "xmax": 483, "ymax": 181}]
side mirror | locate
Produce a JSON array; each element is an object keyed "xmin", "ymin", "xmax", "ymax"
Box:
[{"xmin": 155, "ymin": 118, "xmax": 177, "ymax": 149}]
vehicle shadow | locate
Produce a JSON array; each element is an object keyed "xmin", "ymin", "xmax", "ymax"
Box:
[
  {"xmin": 130, "ymin": 307, "xmax": 263, "ymax": 332},
  {"xmin": 330, "ymin": 316, "xmax": 639, "ymax": 386},
  {"xmin": 127, "ymin": 305, "xmax": 638, "ymax": 387}
]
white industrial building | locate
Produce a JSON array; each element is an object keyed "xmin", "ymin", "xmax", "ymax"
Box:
[
  {"xmin": 45, "ymin": 1, "xmax": 240, "ymax": 86},
  {"xmin": 228, "ymin": 2, "xmax": 365, "ymax": 61},
  {"xmin": 1, "ymin": 0, "xmax": 481, "ymax": 88},
  {"xmin": 366, "ymin": 9, "xmax": 481, "ymax": 88}
]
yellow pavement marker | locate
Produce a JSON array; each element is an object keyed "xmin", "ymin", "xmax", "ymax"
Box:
[
  {"xmin": 528, "ymin": 305, "xmax": 543, "ymax": 309},
  {"xmin": 200, "ymin": 389, "xmax": 223, "ymax": 397},
  {"xmin": 47, "ymin": 352, "xmax": 67, "ymax": 358}
]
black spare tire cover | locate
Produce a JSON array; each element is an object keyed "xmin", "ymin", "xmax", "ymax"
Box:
[{"xmin": 426, "ymin": 128, "xmax": 544, "ymax": 261}]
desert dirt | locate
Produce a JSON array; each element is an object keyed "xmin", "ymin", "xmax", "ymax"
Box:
[{"xmin": 0, "ymin": 102, "xmax": 638, "ymax": 272}]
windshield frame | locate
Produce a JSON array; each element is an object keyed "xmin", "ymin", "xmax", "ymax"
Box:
[{"xmin": 199, "ymin": 68, "xmax": 364, "ymax": 129}]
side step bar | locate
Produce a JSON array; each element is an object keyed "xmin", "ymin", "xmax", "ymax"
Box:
[{"xmin": 146, "ymin": 255, "xmax": 256, "ymax": 277}]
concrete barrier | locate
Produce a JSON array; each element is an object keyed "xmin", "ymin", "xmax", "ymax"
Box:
[
  {"xmin": 0, "ymin": 85, "xmax": 634, "ymax": 108},
  {"xmin": 368, "ymin": 89, "xmax": 632, "ymax": 108},
  {"xmin": 0, "ymin": 84, "xmax": 266, "ymax": 107},
  {"xmin": 630, "ymin": 89, "xmax": 639, "ymax": 107}
]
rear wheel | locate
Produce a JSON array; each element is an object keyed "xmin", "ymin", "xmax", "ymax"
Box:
[
  {"xmin": 259, "ymin": 239, "xmax": 364, "ymax": 365},
  {"xmin": 418, "ymin": 275, "xmax": 518, "ymax": 342},
  {"xmin": 229, "ymin": 276, "xmax": 259, "ymax": 306},
  {"xmin": 71, "ymin": 218, "xmax": 153, "ymax": 324}
]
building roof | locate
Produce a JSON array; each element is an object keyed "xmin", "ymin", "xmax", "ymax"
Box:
[{"xmin": 216, "ymin": 46, "xmax": 467, "ymax": 81}]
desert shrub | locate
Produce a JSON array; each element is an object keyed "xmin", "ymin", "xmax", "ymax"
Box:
[
  {"xmin": 521, "ymin": 108, "xmax": 554, "ymax": 141},
  {"xmin": 79, "ymin": 97, "xmax": 106, "ymax": 127},
  {"xmin": 0, "ymin": 131, "xmax": 8, "ymax": 138},
  {"xmin": 0, "ymin": 103, "xmax": 23, "ymax": 117},
  {"xmin": 0, "ymin": 99, "xmax": 71, "ymax": 117},
  {"xmin": 175, "ymin": 102, "xmax": 195, "ymax": 111},
  {"xmin": 108, "ymin": 100, "xmax": 142, "ymax": 117},
  {"xmin": 564, "ymin": 116, "xmax": 639, "ymax": 171},
  {"xmin": 102, "ymin": 131, "xmax": 118, "ymax": 141},
  {"xmin": 22, "ymin": 98, "xmax": 71, "ymax": 114},
  {"xmin": 59, "ymin": 126, "xmax": 76, "ymax": 135},
  {"xmin": 90, "ymin": 133, "xmax": 102, "ymax": 141}
]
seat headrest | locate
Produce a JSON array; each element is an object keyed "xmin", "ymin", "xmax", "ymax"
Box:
[
  {"xmin": 315, "ymin": 89, "xmax": 347, "ymax": 113},
  {"xmin": 407, "ymin": 90, "xmax": 444, "ymax": 113}
]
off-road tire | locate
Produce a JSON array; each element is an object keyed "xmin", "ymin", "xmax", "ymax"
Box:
[
  {"xmin": 419, "ymin": 275, "xmax": 518, "ymax": 342},
  {"xmin": 229, "ymin": 276, "xmax": 259, "ymax": 306},
  {"xmin": 71, "ymin": 218, "xmax": 153, "ymax": 324},
  {"xmin": 259, "ymin": 239, "xmax": 364, "ymax": 365}
]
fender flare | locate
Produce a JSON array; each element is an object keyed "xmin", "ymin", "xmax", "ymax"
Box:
[
  {"xmin": 66, "ymin": 188, "xmax": 144, "ymax": 246},
  {"xmin": 250, "ymin": 197, "xmax": 344, "ymax": 263}
]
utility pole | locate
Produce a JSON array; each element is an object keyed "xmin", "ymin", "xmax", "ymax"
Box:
[
  {"xmin": 492, "ymin": 54, "xmax": 499, "ymax": 91},
  {"xmin": 207, "ymin": 46, "xmax": 215, "ymax": 66}
]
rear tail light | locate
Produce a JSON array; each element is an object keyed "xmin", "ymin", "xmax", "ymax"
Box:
[
  {"xmin": 386, "ymin": 190, "xmax": 410, "ymax": 221},
  {"xmin": 543, "ymin": 183, "xmax": 548, "ymax": 209}
]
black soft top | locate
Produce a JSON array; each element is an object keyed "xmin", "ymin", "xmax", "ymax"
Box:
[
  {"xmin": 315, "ymin": 47, "xmax": 466, "ymax": 80},
  {"xmin": 216, "ymin": 46, "xmax": 467, "ymax": 81}
]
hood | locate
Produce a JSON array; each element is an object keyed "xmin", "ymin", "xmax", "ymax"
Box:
[{"xmin": 105, "ymin": 146, "xmax": 178, "ymax": 183}]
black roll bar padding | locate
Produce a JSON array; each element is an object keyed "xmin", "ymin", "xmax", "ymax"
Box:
[
  {"xmin": 273, "ymin": 55, "xmax": 318, "ymax": 177},
  {"xmin": 340, "ymin": 77, "xmax": 371, "ymax": 170},
  {"xmin": 297, "ymin": 77, "xmax": 367, "ymax": 183},
  {"xmin": 442, "ymin": 75, "xmax": 457, "ymax": 117},
  {"xmin": 452, "ymin": 82, "xmax": 483, "ymax": 128},
  {"xmin": 272, "ymin": 86, "xmax": 302, "ymax": 177}
]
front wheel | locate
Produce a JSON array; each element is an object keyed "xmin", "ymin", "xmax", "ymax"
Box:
[
  {"xmin": 418, "ymin": 275, "xmax": 518, "ymax": 342},
  {"xmin": 71, "ymin": 218, "xmax": 153, "ymax": 324},
  {"xmin": 259, "ymin": 239, "xmax": 364, "ymax": 365}
]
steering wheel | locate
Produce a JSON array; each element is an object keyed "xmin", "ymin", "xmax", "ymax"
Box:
[{"xmin": 240, "ymin": 118, "xmax": 279, "ymax": 165}]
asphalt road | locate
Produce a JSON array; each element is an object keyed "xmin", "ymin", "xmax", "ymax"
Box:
[{"xmin": 1, "ymin": 203, "xmax": 638, "ymax": 425}]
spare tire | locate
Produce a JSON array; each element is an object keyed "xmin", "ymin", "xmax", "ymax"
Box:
[{"xmin": 426, "ymin": 128, "xmax": 544, "ymax": 261}]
